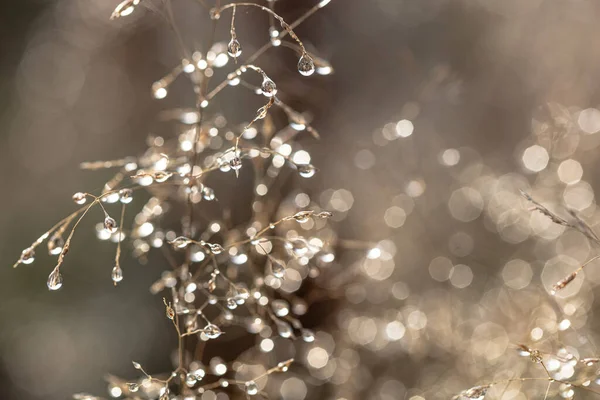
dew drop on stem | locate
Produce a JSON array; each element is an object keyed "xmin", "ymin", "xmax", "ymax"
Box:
[
  {"xmin": 275, "ymin": 318, "xmax": 293, "ymax": 338},
  {"xmin": 119, "ymin": 188, "xmax": 133, "ymax": 204},
  {"xmin": 298, "ymin": 53, "xmax": 315, "ymax": 76},
  {"xmin": 270, "ymin": 258, "xmax": 286, "ymax": 279},
  {"xmin": 245, "ymin": 381, "xmax": 259, "ymax": 396},
  {"xmin": 297, "ymin": 164, "xmax": 316, "ymax": 178},
  {"xmin": 104, "ymin": 216, "xmax": 118, "ymax": 234},
  {"xmin": 261, "ymin": 77, "xmax": 277, "ymax": 97},
  {"xmin": 20, "ymin": 247, "xmax": 36, "ymax": 264},
  {"xmin": 112, "ymin": 265, "xmax": 123, "ymax": 284},
  {"xmin": 227, "ymin": 38, "xmax": 242, "ymax": 58},
  {"xmin": 204, "ymin": 323, "xmax": 222, "ymax": 339},
  {"xmin": 72, "ymin": 192, "xmax": 86, "ymax": 205},
  {"xmin": 48, "ymin": 234, "xmax": 64, "ymax": 256},
  {"xmin": 47, "ymin": 268, "xmax": 63, "ymax": 291}
]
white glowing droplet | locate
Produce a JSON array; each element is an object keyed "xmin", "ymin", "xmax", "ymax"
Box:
[
  {"xmin": 203, "ymin": 187, "xmax": 216, "ymax": 201},
  {"xmin": 440, "ymin": 148, "xmax": 460, "ymax": 166},
  {"xmin": 227, "ymin": 38, "xmax": 242, "ymax": 58},
  {"xmin": 292, "ymin": 150, "xmax": 311, "ymax": 165},
  {"xmin": 110, "ymin": 0, "xmax": 140, "ymax": 19},
  {"xmin": 522, "ymin": 145, "xmax": 549, "ymax": 172},
  {"xmin": 182, "ymin": 60, "xmax": 195, "ymax": 74},
  {"xmin": 578, "ymin": 108, "xmax": 600, "ymax": 134},
  {"xmin": 261, "ymin": 77, "xmax": 277, "ymax": 97},
  {"xmin": 318, "ymin": 0, "xmax": 332, "ymax": 7},
  {"xmin": 104, "ymin": 216, "xmax": 118, "ymax": 234},
  {"xmin": 275, "ymin": 319, "xmax": 293, "ymax": 338},
  {"xmin": 244, "ymin": 381, "xmax": 259, "ymax": 396},
  {"xmin": 395, "ymin": 119, "xmax": 414, "ymax": 138},
  {"xmin": 298, "ymin": 53, "xmax": 315, "ymax": 77},
  {"xmin": 109, "ymin": 384, "xmax": 122, "ymax": 397},
  {"xmin": 153, "ymin": 87, "xmax": 168, "ymax": 99},
  {"xmin": 47, "ymin": 269, "xmax": 63, "ymax": 291},
  {"xmin": 73, "ymin": 192, "xmax": 87, "ymax": 205},
  {"xmin": 271, "ymin": 299, "xmax": 290, "ymax": 317},
  {"xmin": 301, "ymin": 328, "xmax": 315, "ymax": 342},
  {"xmin": 226, "ymin": 297, "xmax": 237, "ymax": 310},
  {"xmin": 558, "ymin": 159, "xmax": 583, "ymax": 185},
  {"xmin": 112, "ymin": 265, "xmax": 123, "ymax": 284},
  {"xmin": 260, "ymin": 338, "xmax": 274, "ymax": 352},
  {"xmin": 185, "ymin": 373, "xmax": 197, "ymax": 387},
  {"xmin": 367, "ymin": 247, "xmax": 381, "ymax": 259},
  {"xmin": 20, "ymin": 247, "xmax": 36, "ymax": 264}
]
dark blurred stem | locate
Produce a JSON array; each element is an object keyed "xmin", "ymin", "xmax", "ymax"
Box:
[
  {"xmin": 164, "ymin": 0, "xmax": 191, "ymax": 60},
  {"xmin": 187, "ymin": 0, "xmax": 222, "ymax": 366}
]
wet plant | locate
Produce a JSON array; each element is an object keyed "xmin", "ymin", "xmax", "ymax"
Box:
[{"xmin": 10, "ymin": 1, "xmax": 376, "ymax": 399}]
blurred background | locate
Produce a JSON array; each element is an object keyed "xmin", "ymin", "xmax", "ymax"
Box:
[{"xmin": 4, "ymin": 0, "xmax": 600, "ymax": 399}]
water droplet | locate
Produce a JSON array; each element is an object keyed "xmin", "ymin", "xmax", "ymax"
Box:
[
  {"xmin": 185, "ymin": 373, "xmax": 197, "ymax": 387},
  {"xmin": 193, "ymin": 368, "xmax": 206, "ymax": 380},
  {"xmin": 20, "ymin": 247, "xmax": 36, "ymax": 264},
  {"xmin": 245, "ymin": 381, "xmax": 259, "ymax": 396},
  {"xmin": 261, "ymin": 77, "xmax": 277, "ymax": 97},
  {"xmin": 127, "ymin": 383, "xmax": 139, "ymax": 393},
  {"xmin": 152, "ymin": 81, "xmax": 168, "ymax": 99},
  {"xmin": 236, "ymin": 287, "xmax": 250, "ymax": 301},
  {"xmin": 203, "ymin": 187, "xmax": 216, "ymax": 201},
  {"xmin": 46, "ymin": 234, "xmax": 64, "ymax": 256},
  {"xmin": 271, "ymin": 299, "xmax": 290, "ymax": 317},
  {"xmin": 119, "ymin": 188, "xmax": 133, "ymax": 204},
  {"xmin": 290, "ymin": 239, "xmax": 309, "ymax": 257},
  {"xmin": 72, "ymin": 192, "xmax": 86, "ymax": 205},
  {"xmin": 132, "ymin": 361, "xmax": 141, "ymax": 370},
  {"xmin": 454, "ymin": 385, "xmax": 490, "ymax": 400},
  {"xmin": 110, "ymin": 0, "xmax": 137, "ymax": 19},
  {"xmin": 204, "ymin": 323, "xmax": 222, "ymax": 339},
  {"xmin": 277, "ymin": 359, "xmax": 292, "ymax": 372},
  {"xmin": 153, "ymin": 171, "xmax": 172, "ymax": 183},
  {"xmin": 227, "ymin": 38, "xmax": 242, "ymax": 58},
  {"xmin": 230, "ymin": 156, "xmax": 242, "ymax": 174},
  {"xmin": 208, "ymin": 243, "xmax": 224, "ymax": 255},
  {"xmin": 112, "ymin": 265, "xmax": 123, "ymax": 284},
  {"xmin": 298, "ymin": 53, "xmax": 315, "ymax": 76},
  {"xmin": 47, "ymin": 269, "xmax": 63, "ymax": 291},
  {"xmin": 316, "ymin": 211, "xmax": 333, "ymax": 219},
  {"xmin": 171, "ymin": 236, "xmax": 192, "ymax": 249},
  {"xmin": 226, "ymin": 297, "xmax": 238, "ymax": 309},
  {"xmin": 292, "ymin": 211, "xmax": 312, "ymax": 223},
  {"xmin": 209, "ymin": 8, "xmax": 221, "ymax": 20},
  {"xmin": 270, "ymin": 258, "xmax": 286, "ymax": 278},
  {"xmin": 275, "ymin": 318, "xmax": 293, "ymax": 338},
  {"xmin": 104, "ymin": 216, "xmax": 118, "ymax": 234},
  {"xmin": 297, "ymin": 164, "xmax": 316, "ymax": 178},
  {"xmin": 301, "ymin": 328, "xmax": 315, "ymax": 342}
]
